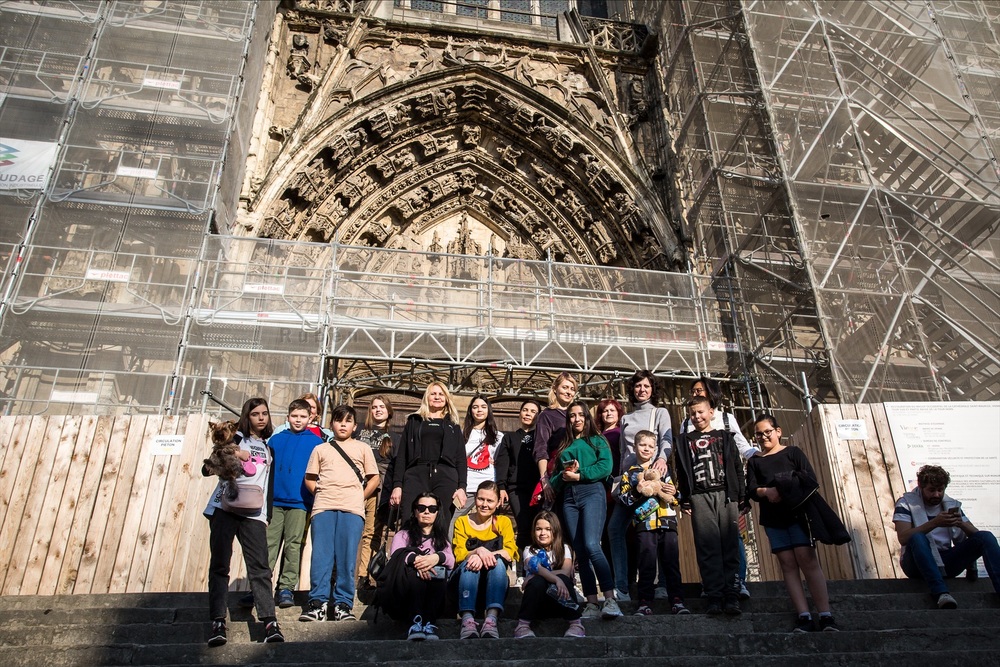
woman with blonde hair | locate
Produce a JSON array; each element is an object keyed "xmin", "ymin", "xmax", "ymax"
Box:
[
  {"xmin": 533, "ymin": 372, "xmax": 578, "ymax": 507},
  {"xmin": 389, "ymin": 382, "xmax": 467, "ymax": 519}
]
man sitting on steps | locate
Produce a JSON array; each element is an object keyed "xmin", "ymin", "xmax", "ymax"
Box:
[{"xmin": 893, "ymin": 464, "xmax": 1000, "ymax": 609}]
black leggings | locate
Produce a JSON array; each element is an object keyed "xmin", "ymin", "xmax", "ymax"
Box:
[{"xmin": 517, "ymin": 573, "xmax": 582, "ymax": 622}]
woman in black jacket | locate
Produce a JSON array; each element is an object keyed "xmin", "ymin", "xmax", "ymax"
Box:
[{"xmin": 389, "ymin": 382, "xmax": 468, "ymax": 519}]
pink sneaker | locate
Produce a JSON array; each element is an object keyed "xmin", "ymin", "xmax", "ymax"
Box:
[
  {"xmin": 459, "ymin": 616, "xmax": 478, "ymax": 639},
  {"xmin": 513, "ymin": 622, "xmax": 535, "ymax": 639},
  {"xmin": 564, "ymin": 620, "xmax": 586, "ymax": 638},
  {"xmin": 479, "ymin": 616, "xmax": 499, "ymax": 639}
]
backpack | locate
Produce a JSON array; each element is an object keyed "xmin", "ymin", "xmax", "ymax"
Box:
[{"xmin": 371, "ymin": 546, "xmax": 417, "ymax": 622}]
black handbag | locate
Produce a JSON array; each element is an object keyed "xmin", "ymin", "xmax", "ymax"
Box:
[{"xmin": 368, "ymin": 506, "xmax": 398, "ymax": 581}]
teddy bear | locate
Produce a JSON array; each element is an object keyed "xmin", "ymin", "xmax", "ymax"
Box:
[
  {"xmin": 203, "ymin": 420, "xmax": 244, "ymax": 498},
  {"xmin": 635, "ymin": 468, "xmax": 675, "ymax": 507}
]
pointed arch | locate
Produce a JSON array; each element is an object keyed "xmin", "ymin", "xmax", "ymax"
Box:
[{"xmin": 253, "ymin": 65, "xmax": 679, "ymax": 270}]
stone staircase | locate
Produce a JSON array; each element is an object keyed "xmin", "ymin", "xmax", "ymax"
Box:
[{"xmin": 2, "ymin": 578, "xmax": 997, "ymax": 666}]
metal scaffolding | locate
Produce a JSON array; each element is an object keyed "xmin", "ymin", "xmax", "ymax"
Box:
[
  {"xmin": 639, "ymin": 0, "xmax": 1000, "ymax": 414},
  {"xmin": 2, "ymin": 0, "xmax": 997, "ymax": 422},
  {"xmin": 0, "ymin": 0, "xmax": 270, "ymax": 415}
]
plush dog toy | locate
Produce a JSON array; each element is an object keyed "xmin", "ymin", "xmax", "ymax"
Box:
[
  {"xmin": 636, "ymin": 468, "xmax": 675, "ymax": 507},
  {"xmin": 204, "ymin": 421, "xmax": 244, "ymax": 498}
]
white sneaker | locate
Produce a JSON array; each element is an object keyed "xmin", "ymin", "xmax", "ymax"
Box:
[
  {"xmin": 654, "ymin": 586, "xmax": 669, "ymax": 600},
  {"xmin": 739, "ymin": 582, "xmax": 751, "ymax": 600},
  {"xmin": 581, "ymin": 602, "xmax": 601, "ymax": 619},
  {"xmin": 601, "ymin": 597, "xmax": 623, "ymax": 619},
  {"xmin": 615, "ymin": 587, "xmax": 631, "ymax": 602}
]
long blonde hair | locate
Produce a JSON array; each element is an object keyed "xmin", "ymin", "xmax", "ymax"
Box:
[
  {"xmin": 547, "ymin": 371, "xmax": 578, "ymax": 408},
  {"xmin": 417, "ymin": 381, "xmax": 460, "ymax": 422}
]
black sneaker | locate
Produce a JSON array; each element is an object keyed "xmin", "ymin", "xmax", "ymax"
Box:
[
  {"xmin": 333, "ymin": 602, "xmax": 356, "ymax": 621},
  {"xmin": 817, "ymin": 615, "xmax": 839, "ymax": 632},
  {"xmin": 299, "ymin": 600, "xmax": 327, "ymax": 622},
  {"xmin": 723, "ymin": 596, "xmax": 742, "ymax": 616},
  {"xmin": 264, "ymin": 621, "xmax": 285, "ymax": 643},
  {"xmin": 237, "ymin": 592, "xmax": 255, "ymax": 608},
  {"xmin": 207, "ymin": 619, "xmax": 227, "ymax": 647},
  {"xmin": 792, "ymin": 614, "xmax": 814, "ymax": 633},
  {"xmin": 705, "ymin": 598, "xmax": 724, "ymax": 615}
]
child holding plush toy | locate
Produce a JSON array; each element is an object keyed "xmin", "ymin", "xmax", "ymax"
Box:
[
  {"xmin": 202, "ymin": 397, "xmax": 284, "ymax": 646},
  {"xmin": 514, "ymin": 511, "xmax": 585, "ymax": 638},
  {"xmin": 617, "ymin": 430, "xmax": 688, "ymax": 616}
]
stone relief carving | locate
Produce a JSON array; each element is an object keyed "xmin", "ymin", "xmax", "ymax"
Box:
[
  {"xmin": 535, "ymin": 122, "xmax": 576, "ymax": 159},
  {"xmin": 496, "ymin": 143, "xmax": 522, "ymax": 168},
  {"xmin": 251, "ymin": 13, "xmax": 677, "ymax": 270},
  {"xmin": 414, "ymin": 89, "xmax": 456, "ymax": 118},
  {"xmin": 530, "ymin": 162, "xmax": 565, "ymax": 196},
  {"xmin": 461, "ymin": 124, "xmax": 481, "ymax": 147}
]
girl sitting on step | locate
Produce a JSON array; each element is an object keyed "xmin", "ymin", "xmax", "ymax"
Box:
[
  {"xmin": 514, "ymin": 511, "xmax": 585, "ymax": 638},
  {"xmin": 453, "ymin": 480, "xmax": 517, "ymax": 639}
]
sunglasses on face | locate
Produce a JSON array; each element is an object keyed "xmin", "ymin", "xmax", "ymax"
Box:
[{"xmin": 415, "ymin": 504, "xmax": 439, "ymax": 514}]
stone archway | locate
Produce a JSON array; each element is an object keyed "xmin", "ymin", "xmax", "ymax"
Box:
[
  {"xmin": 235, "ymin": 7, "xmax": 692, "ymax": 397},
  {"xmin": 253, "ymin": 66, "xmax": 678, "ymax": 273}
]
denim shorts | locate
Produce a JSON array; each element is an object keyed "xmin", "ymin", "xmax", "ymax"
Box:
[{"xmin": 764, "ymin": 521, "xmax": 812, "ymax": 553}]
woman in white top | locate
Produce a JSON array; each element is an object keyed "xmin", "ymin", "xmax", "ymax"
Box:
[
  {"xmin": 609, "ymin": 370, "xmax": 672, "ymax": 600},
  {"xmin": 449, "ymin": 395, "xmax": 505, "ymax": 537}
]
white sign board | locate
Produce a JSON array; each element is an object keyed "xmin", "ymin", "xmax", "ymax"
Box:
[
  {"xmin": 85, "ymin": 269, "xmax": 131, "ymax": 283},
  {"xmin": 0, "ymin": 138, "xmax": 59, "ymax": 190},
  {"xmin": 836, "ymin": 419, "xmax": 868, "ymax": 440},
  {"xmin": 151, "ymin": 435, "xmax": 184, "ymax": 456},
  {"xmin": 885, "ymin": 401, "xmax": 1000, "ymax": 571}
]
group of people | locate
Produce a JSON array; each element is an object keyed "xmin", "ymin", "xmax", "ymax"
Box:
[{"xmin": 201, "ymin": 372, "xmax": 1000, "ymax": 646}]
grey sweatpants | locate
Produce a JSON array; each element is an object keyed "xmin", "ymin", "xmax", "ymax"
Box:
[{"xmin": 690, "ymin": 489, "xmax": 740, "ymax": 600}]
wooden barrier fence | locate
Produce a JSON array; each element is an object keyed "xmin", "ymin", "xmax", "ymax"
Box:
[{"xmin": 0, "ymin": 407, "xmax": 909, "ymax": 596}]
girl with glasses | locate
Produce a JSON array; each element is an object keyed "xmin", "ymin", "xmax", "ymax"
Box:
[{"xmin": 745, "ymin": 414, "xmax": 839, "ymax": 633}]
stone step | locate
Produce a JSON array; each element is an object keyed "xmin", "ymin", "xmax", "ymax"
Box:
[
  {"xmin": 2, "ymin": 577, "xmax": 994, "ymax": 616},
  {"xmin": 1, "ymin": 626, "xmax": 997, "ymax": 667},
  {"xmin": 3, "ymin": 577, "xmax": 987, "ymax": 612},
  {"xmin": 3, "ymin": 607, "xmax": 999, "ymax": 648}
]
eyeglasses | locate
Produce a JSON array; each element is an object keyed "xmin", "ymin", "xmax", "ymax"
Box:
[
  {"xmin": 753, "ymin": 428, "xmax": 776, "ymax": 440},
  {"xmin": 415, "ymin": 504, "xmax": 439, "ymax": 514}
]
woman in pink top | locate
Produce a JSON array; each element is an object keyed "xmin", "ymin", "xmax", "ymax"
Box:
[{"xmin": 388, "ymin": 492, "xmax": 455, "ymax": 640}]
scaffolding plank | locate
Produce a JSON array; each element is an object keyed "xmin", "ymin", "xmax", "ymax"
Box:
[
  {"xmin": 35, "ymin": 415, "xmax": 97, "ymax": 595},
  {"xmin": 90, "ymin": 416, "xmax": 147, "ymax": 593},
  {"xmin": 72, "ymin": 416, "xmax": 132, "ymax": 593},
  {"xmin": 55, "ymin": 415, "xmax": 114, "ymax": 594},
  {"xmin": 126, "ymin": 415, "xmax": 179, "ymax": 593},
  {"xmin": 108, "ymin": 416, "xmax": 163, "ymax": 593},
  {"xmin": 0, "ymin": 416, "xmax": 66, "ymax": 594},
  {"xmin": 149, "ymin": 415, "xmax": 212, "ymax": 591}
]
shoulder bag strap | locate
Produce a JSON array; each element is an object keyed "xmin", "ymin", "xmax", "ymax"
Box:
[{"xmin": 327, "ymin": 438, "xmax": 365, "ymax": 485}]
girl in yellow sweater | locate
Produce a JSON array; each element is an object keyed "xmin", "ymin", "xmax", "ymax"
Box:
[{"xmin": 453, "ymin": 480, "xmax": 517, "ymax": 639}]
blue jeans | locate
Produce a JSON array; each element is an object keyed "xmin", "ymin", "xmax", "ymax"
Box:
[
  {"xmin": 608, "ymin": 500, "xmax": 632, "ymax": 592},
  {"xmin": 562, "ymin": 482, "xmax": 614, "ymax": 596},
  {"xmin": 457, "ymin": 559, "xmax": 510, "ymax": 613},
  {"xmin": 901, "ymin": 530, "xmax": 1000, "ymax": 595},
  {"xmin": 308, "ymin": 510, "xmax": 364, "ymax": 607}
]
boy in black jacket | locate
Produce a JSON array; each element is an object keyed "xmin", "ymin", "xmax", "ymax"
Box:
[{"xmin": 674, "ymin": 396, "xmax": 746, "ymax": 615}]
